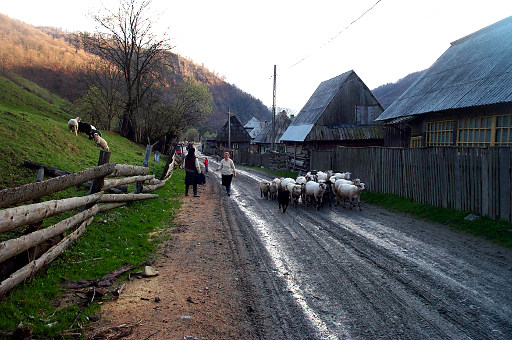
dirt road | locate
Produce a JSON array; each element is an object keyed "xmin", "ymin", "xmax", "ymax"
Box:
[{"xmin": 93, "ymin": 157, "xmax": 512, "ymax": 339}]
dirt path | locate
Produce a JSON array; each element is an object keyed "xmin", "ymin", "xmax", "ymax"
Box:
[
  {"xmin": 88, "ymin": 161, "xmax": 512, "ymax": 339},
  {"xmin": 88, "ymin": 173, "xmax": 257, "ymax": 339}
]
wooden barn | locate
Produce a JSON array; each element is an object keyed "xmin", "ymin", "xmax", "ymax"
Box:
[
  {"xmin": 252, "ymin": 110, "xmax": 292, "ymax": 154},
  {"xmin": 376, "ymin": 16, "xmax": 512, "ymax": 148},
  {"xmin": 215, "ymin": 114, "xmax": 252, "ymax": 151},
  {"xmin": 279, "ymin": 70, "xmax": 384, "ymax": 171}
]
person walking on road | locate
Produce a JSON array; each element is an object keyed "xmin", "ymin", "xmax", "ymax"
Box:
[
  {"xmin": 216, "ymin": 151, "xmax": 236, "ymax": 196},
  {"xmin": 184, "ymin": 147, "xmax": 201, "ymax": 197},
  {"xmin": 204, "ymin": 157, "xmax": 209, "ymax": 173}
]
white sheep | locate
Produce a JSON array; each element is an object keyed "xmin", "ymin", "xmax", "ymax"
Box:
[
  {"xmin": 259, "ymin": 179, "xmax": 271, "ymax": 199},
  {"xmin": 269, "ymin": 180, "xmax": 279, "ymax": 200},
  {"xmin": 316, "ymin": 171, "xmax": 328, "ymax": 182},
  {"xmin": 336, "ymin": 183, "xmax": 365, "ymax": 210},
  {"xmin": 295, "ymin": 176, "xmax": 307, "ymax": 185},
  {"xmin": 305, "ymin": 181, "xmax": 327, "ymax": 210},
  {"xmin": 68, "ymin": 117, "xmax": 80, "ymax": 136},
  {"xmin": 286, "ymin": 183, "xmax": 302, "ymax": 208},
  {"xmin": 280, "ymin": 177, "xmax": 295, "ymax": 190},
  {"xmin": 93, "ymin": 133, "xmax": 109, "ymax": 151}
]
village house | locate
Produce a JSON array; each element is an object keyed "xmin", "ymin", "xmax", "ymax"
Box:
[
  {"xmin": 252, "ymin": 110, "xmax": 292, "ymax": 154},
  {"xmin": 279, "ymin": 70, "xmax": 384, "ymax": 171},
  {"xmin": 376, "ymin": 16, "xmax": 512, "ymax": 148},
  {"xmin": 215, "ymin": 114, "xmax": 252, "ymax": 152}
]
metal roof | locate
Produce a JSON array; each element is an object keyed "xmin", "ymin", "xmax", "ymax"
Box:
[
  {"xmin": 280, "ymin": 71, "xmax": 353, "ymax": 142},
  {"xmin": 253, "ymin": 112, "xmax": 292, "ymax": 144},
  {"xmin": 376, "ymin": 16, "xmax": 512, "ymax": 122}
]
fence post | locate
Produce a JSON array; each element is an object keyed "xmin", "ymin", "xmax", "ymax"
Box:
[
  {"xmin": 135, "ymin": 145, "xmax": 152, "ymax": 194},
  {"xmin": 84, "ymin": 150, "xmax": 111, "ymax": 210}
]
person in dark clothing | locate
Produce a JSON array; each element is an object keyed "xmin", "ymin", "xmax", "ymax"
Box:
[{"xmin": 184, "ymin": 147, "xmax": 201, "ymax": 197}]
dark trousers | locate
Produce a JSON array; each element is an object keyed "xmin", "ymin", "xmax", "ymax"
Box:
[{"xmin": 185, "ymin": 183, "xmax": 197, "ymax": 196}]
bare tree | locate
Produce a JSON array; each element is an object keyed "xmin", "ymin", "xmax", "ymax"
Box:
[{"xmin": 84, "ymin": 0, "xmax": 170, "ymax": 141}]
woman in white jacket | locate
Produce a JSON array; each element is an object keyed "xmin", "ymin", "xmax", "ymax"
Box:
[
  {"xmin": 184, "ymin": 147, "xmax": 201, "ymax": 197},
  {"xmin": 216, "ymin": 151, "xmax": 236, "ymax": 196}
]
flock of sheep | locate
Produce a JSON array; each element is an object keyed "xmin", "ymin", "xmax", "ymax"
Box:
[
  {"xmin": 259, "ymin": 171, "xmax": 365, "ymax": 213},
  {"xmin": 67, "ymin": 117, "xmax": 109, "ymax": 151}
]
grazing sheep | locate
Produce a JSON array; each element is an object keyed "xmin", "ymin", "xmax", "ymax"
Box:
[
  {"xmin": 68, "ymin": 117, "xmax": 80, "ymax": 136},
  {"xmin": 287, "ymin": 183, "xmax": 302, "ymax": 208},
  {"xmin": 305, "ymin": 181, "xmax": 327, "ymax": 210},
  {"xmin": 78, "ymin": 121, "xmax": 93, "ymax": 138},
  {"xmin": 269, "ymin": 180, "xmax": 279, "ymax": 200},
  {"xmin": 89, "ymin": 128, "xmax": 102, "ymax": 140},
  {"xmin": 259, "ymin": 179, "xmax": 271, "ymax": 199},
  {"xmin": 93, "ymin": 133, "xmax": 109, "ymax": 151},
  {"xmin": 277, "ymin": 188, "xmax": 290, "ymax": 213},
  {"xmin": 336, "ymin": 183, "xmax": 365, "ymax": 210}
]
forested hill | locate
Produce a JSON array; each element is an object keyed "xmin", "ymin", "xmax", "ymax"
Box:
[
  {"xmin": 371, "ymin": 71, "xmax": 424, "ymax": 109},
  {"xmin": 0, "ymin": 14, "xmax": 270, "ymax": 131}
]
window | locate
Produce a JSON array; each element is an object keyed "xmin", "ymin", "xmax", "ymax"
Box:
[
  {"xmin": 232, "ymin": 143, "xmax": 239, "ymax": 149},
  {"xmin": 457, "ymin": 116, "xmax": 493, "ymax": 146},
  {"xmin": 495, "ymin": 114, "xmax": 512, "ymax": 145},
  {"xmin": 410, "ymin": 136, "xmax": 422, "ymax": 148},
  {"xmin": 426, "ymin": 120, "xmax": 454, "ymax": 146}
]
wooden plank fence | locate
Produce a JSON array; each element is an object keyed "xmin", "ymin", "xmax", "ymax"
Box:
[
  {"xmin": 310, "ymin": 146, "xmax": 512, "ymax": 222},
  {"xmin": 0, "ymin": 147, "xmax": 177, "ymax": 296}
]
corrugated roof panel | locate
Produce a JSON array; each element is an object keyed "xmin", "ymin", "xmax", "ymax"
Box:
[
  {"xmin": 279, "ymin": 124, "xmax": 314, "ymax": 142},
  {"xmin": 376, "ymin": 16, "xmax": 512, "ymax": 122}
]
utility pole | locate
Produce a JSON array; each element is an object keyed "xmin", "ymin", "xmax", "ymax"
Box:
[
  {"xmin": 227, "ymin": 108, "xmax": 231, "ymax": 151},
  {"xmin": 271, "ymin": 65, "xmax": 276, "ymax": 151}
]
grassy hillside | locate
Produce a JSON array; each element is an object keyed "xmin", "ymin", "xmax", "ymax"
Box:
[
  {"xmin": 0, "ymin": 74, "xmax": 160, "ymax": 189},
  {"xmin": 0, "ymin": 73, "xmax": 186, "ymax": 338}
]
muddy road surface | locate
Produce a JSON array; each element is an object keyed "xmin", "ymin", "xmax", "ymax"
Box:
[{"xmin": 211, "ymin": 160, "xmax": 512, "ymax": 339}]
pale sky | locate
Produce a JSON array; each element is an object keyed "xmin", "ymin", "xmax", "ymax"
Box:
[{"xmin": 2, "ymin": 0, "xmax": 512, "ymax": 115}]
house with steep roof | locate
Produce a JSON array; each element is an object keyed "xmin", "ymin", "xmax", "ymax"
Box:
[
  {"xmin": 279, "ymin": 70, "xmax": 384, "ymax": 170},
  {"xmin": 376, "ymin": 16, "xmax": 512, "ymax": 148},
  {"xmin": 215, "ymin": 114, "xmax": 252, "ymax": 151},
  {"xmin": 252, "ymin": 110, "xmax": 292, "ymax": 153},
  {"xmin": 244, "ymin": 117, "xmax": 266, "ymax": 140}
]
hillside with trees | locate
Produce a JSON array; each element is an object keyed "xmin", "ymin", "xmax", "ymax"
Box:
[
  {"xmin": 371, "ymin": 71, "xmax": 424, "ymax": 109},
  {"xmin": 0, "ymin": 11, "xmax": 270, "ymax": 148}
]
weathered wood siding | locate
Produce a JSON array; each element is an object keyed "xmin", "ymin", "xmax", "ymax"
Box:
[{"xmin": 308, "ymin": 146, "xmax": 512, "ymax": 221}]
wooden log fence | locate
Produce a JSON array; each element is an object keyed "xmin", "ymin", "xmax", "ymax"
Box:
[{"xmin": 0, "ymin": 147, "xmax": 178, "ymax": 295}]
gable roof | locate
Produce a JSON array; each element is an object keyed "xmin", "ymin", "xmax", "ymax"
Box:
[
  {"xmin": 280, "ymin": 71, "xmax": 353, "ymax": 142},
  {"xmin": 216, "ymin": 114, "xmax": 252, "ymax": 143},
  {"xmin": 376, "ymin": 16, "xmax": 512, "ymax": 122},
  {"xmin": 253, "ymin": 111, "xmax": 291, "ymax": 144}
]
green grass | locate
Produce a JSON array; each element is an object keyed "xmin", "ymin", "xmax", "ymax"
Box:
[
  {"xmin": 240, "ymin": 164, "xmax": 298, "ymax": 179},
  {"xmin": 361, "ymin": 191, "xmax": 512, "ymax": 248},
  {"xmin": 0, "ymin": 72, "xmax": 186, "ymax": 338},
  {"xmin": 0, "ymin": 170, "xmax": 185, "ymax": 338}
]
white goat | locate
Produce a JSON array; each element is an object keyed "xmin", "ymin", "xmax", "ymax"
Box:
[{"xmin": 68, "ymin": 117, "xmax": 80, "ymax": 136}]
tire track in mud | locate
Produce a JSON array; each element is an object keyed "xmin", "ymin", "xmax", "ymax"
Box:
[{"xmin": 212, "ymin": 164, "xmax": 512, "ymax": 339}]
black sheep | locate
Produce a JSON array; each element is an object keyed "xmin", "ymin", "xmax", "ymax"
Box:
[
  {"xmin": 77, "ymin": 122, "xmax": 92, "ymax": 136},
  {"xmin": 89, "ymin": 129, "xmax": 102, "ymax": 140},
  {"xmin": 277, "ymin": 188, "xmax": 290, "ymax": 213}
]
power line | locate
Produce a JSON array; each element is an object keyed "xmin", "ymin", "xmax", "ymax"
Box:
[{"xmin": 289, "ymin": 0, "xmax": 383, "ymax": 69}]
